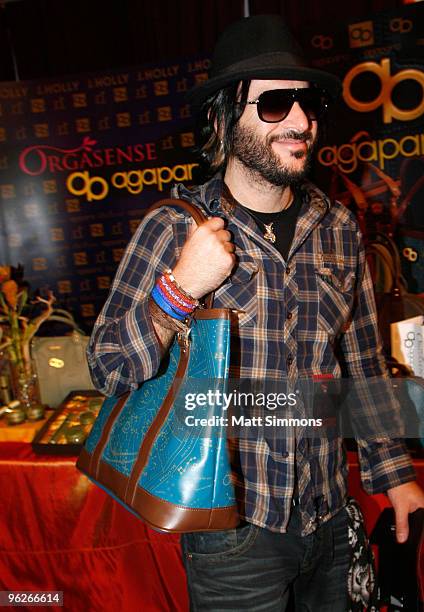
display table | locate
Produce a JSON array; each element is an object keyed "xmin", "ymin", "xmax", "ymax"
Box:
[
  {"xmin": 0, "ymin": 443, "xmax": 189, "ymax": 612},
  {"xmin": 0, "ymin": 442, "xmax": 422, "ymax": 611},
  {"xmin": 0, "ymin": 416, "xmax": 50, "ymax": 443}
]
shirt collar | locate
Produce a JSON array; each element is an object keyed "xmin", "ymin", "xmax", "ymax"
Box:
[
  {"xmin": 171, "ymin": 173, "xmax": 331, "ymax": 218},
  {"xmin": 171, "ymin": 173, "xmax": 224, "ymax": 214}
]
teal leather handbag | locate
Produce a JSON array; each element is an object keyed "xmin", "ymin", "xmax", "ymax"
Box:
[{"xmin": 77, "ymin": 199, "xmax": 239, "ymax": 533}]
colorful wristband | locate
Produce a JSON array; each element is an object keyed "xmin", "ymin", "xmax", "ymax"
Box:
[
  {"xmin": 149, "ymin": 297, "xmax": 190, "ymax": 334},
  {"xmin": 151, "ymin": 285, "xmax": 186, "ymax": 321},
  {"xmin": 165, "ymin": 269, "xmax": 199, "ymax": 306},
  {"xmin": 154, "ymin": 283, "xmax": 189, "ymax": 317},
  {"xmin": 158, "ymin": 276, "xmax": 194, "ymax": 312}
]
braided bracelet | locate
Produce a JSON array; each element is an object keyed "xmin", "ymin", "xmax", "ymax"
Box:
[
  {"xmin": 158, "ymin": 276, "xmax": 194, "ymax": 313},
  {"xmin": 151, "ymin": 285, "xmax": 187, "ymax": 321},
  {"xmin": 164, "ymin": 269, "xmax": 199, "ymax": 306},
  {"xmin": 148, "ymin": 297, "xmax": 190, "ymax": 333},
  {"xmin": 154, "ymin": 283, "xmax": 190, "ymax": 316}
]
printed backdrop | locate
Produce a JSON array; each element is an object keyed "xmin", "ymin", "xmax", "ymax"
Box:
[
  {"xmin": 303, "ymin": 2, "xmax": 424, "ymax": 291},
  {"xmin": 0, "ymin": 3, "xmax": 423, "ymax": 330},
  {"xmin": 0, "ymin": 58, "xmax": 210, "ymax": 328}
]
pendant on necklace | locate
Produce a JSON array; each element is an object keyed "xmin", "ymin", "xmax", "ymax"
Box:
[{"xmin": 263, "ymin": 222, "xmax": 276, "ymax": 243}]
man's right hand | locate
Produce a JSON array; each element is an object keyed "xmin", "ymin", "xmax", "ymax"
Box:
[{"xmin": 172, "ymin": 217, "xmax": 236, "ymax": 299}]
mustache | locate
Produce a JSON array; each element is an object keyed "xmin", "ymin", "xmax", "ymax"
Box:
[{"xmin": 269, "ymin": 130, "xmax": 314, "ymax": 144}]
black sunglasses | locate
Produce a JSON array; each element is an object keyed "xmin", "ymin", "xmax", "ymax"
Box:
[{"xmin": 246, "ymin": 88, "xmax": 329, "ymax": 123}]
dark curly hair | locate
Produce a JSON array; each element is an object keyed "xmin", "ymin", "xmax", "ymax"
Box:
[{"xmin": 195, "ymin": 80, "xmax": 251, "ymax": 176}]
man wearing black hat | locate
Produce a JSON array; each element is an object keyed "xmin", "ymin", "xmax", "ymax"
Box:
[{"xmin": 88, "ymin": 14, "xmax": 424, "ymax": 612}]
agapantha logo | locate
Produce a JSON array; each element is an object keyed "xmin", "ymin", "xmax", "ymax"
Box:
[
  {"xmin": 389, "ymin": 18, "xmax": 413, "ymax": 34},
  {"xmin": 18, "ymin": 136, "xmax": 198, "ymax": 201},
  {"xmin": 348, "ymin": 21, "xmax": 374, "ymax": 48},
  {"xmin": 318, "ymin": 130, "xmax": 424, "ymax": 173},
  {"xmin": 343, "ymin": 58, "xmax": 424, "ymax": 123},
  {"xmin": 19, "ymin": 136, "xmax": 157, "ymax": 176},
  {"xmin": 311, "ymin": 35, "xmax": 333, "ymax": 50}
]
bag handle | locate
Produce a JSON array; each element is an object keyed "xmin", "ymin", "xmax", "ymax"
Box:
[
  {"xmin": 36, "ymin": 315, "xmax": 86, "ymax": 336},
  {"xmin": 366, "ymin": 241, "xmax": 408, "ymax": 296},
  {"xmin": 329, "ymin": 132, "xmax": 401, "ymax": 233},
  {"xmin": 147, "ymin": 197, "xmax": 215, "ymax": 310},
  {"xmin": 368, "ymin": 232, "xmax": 409, "ymax": 290},
  {"xmin": 366, "ymin": 244, "xmax": 394, "ymax": 293},
  {"xmin": 148, "ymin": 197, "xmax": 208, "ymax": 226}
]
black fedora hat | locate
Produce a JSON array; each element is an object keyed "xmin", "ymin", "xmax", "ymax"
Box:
[{"xmin": 188, "ymin": 14, "xmax": 341, "ymax": 106}]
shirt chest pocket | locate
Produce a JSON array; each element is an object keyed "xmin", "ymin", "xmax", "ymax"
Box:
[
  {"xmin": 315, "ymin": 266, "xmax": 356, "ymax": 337},
  {"xmin": 214, "ymin": 259, "xmax": 259, "ymax": 326}
]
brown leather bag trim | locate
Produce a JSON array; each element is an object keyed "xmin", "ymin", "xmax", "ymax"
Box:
[
  {"xmin": 124, "ymin": 338, "xmax": 190, "ymax": 506},
  {"xmin": 77, "ymin": 447, "xmax": 239, "ymax": 533},
  {"xmin": 88, "ymin": 393, "xmax": 129, "ymax": 479},
  {"xmin": 194, "ymin": 308, "xmax": 232, "ymax": 320},
  {"xmin": 147, "ymin": 197, "xmax": 207, "ymax": 227},
  {"xmin": 78, "ymin": 447, "xmax": 128, "ymax": 498}
]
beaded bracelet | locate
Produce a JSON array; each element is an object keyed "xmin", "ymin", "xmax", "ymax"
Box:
[
  {"xmin": 154, "ymin": 283, "xmax": 189, "ymax": 317},
  {"xmin": 151, "ymin": 285, "xmax": 186, "ymax": 321},
  {"xmin": 157, "ymin": 276, "xmax": 194, "ymax": 313},
  {"xmin": 164, "ymin": 269, "xmax": 199, "ymax": 307},
  {"xmin": 150, "ymin": 267, "xmax": 200, "ymax": 326}
]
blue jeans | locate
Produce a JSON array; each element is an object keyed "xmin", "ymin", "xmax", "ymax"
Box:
[{"xmin": 180, "ymin": 504, "xmax": 350, "ymax": 611}]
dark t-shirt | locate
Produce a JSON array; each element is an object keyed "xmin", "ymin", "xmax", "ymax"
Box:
[
  {"xmin": 239, "ymin": 189, "xmax": 303, "ymax": 261},
  {"xmin": 233, "ymin": 186, "xmax": 303, "ymax": 497}
]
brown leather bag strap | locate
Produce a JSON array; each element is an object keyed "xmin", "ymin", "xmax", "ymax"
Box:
[
  {"xmin": 124, "ymin": 339, "xmax": 191, "ymax": 506},
  {"xmin": 89, "ymin": 393, "xmax": 129, "ymax": 478},
  {"xmin": 148, "ymin": 197, "xmax": 208, "ymax": 226},
  {"xmin": 146, "ymin": 197, "xmax": 215, "ymax": 309}
]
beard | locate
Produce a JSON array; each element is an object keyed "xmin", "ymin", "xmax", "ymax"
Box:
[{"xmin": 231, "ymin": 123, "xmax": 316, "ymax": 188}]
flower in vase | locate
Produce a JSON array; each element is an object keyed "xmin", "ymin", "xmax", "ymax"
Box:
[
  {"xmin": 0, "ymin": 266, "xmax": 55, "ymax": 404},
  {"xmin": 0, "ymin": 267, "xmax": 11, "ymax": 283},
  {"xmin": 2, "ymin": 280, "xmax": 19, "ymax": 309}
]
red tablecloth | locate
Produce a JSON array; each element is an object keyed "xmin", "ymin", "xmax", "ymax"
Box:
[
  {"xmin": 1, "ymin": 444, "xmax": 422, "ymax": 612},
  {"xmin": 0, "ymin": 443, "xmax": 189, "ymax": 612},
  {"xmin": 347, "ymin": 451, "xmax": 424, "ymax": 536}
]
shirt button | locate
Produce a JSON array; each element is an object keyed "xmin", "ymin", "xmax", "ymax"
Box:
[
  {"xmin": 287, "ymin": 312, "xmax": 293, "ymax": 320},
  {"xmin": 282, "ymin": 451, "xmax": 289, "ymax": 458},
  {"xmin": 287, "ymin": 355, "xmax": 293, "ymax": 367},
  {"xmin": 286, "ymin": 266, "xmax": 291, "ymax": 275}
]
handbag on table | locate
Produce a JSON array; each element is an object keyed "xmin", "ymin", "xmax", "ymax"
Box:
[
  {"xmin": 31, "ymin": 312, "xmax": 95, "ymax": 408},
  {"xmin": 366, "ymin": 233, "xmax": 424, "ymax": 353},
  {"xmin": 77, "ymin": 198, "xmax": 239, "ymax": 533}
]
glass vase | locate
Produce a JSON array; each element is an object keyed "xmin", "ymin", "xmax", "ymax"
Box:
[{"xmin": 9, "ymin": 359, "xmax": 41, "ymax": 412}]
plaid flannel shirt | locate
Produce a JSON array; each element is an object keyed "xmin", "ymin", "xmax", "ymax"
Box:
[{"xmin": 87, "ymin": 174, "xmax": 415, "ymax": 535}]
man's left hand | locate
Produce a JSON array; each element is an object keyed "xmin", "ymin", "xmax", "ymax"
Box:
[{"xmin": 386, "ymin": 481, "xmax": 424, "ymax": 543}]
